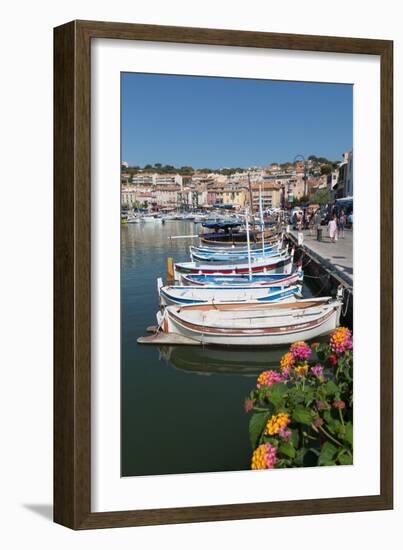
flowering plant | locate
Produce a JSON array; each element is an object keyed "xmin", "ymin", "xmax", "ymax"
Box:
[{"xmin": 245, "ymin": 328, "xmax": 353, "ymax": 469}]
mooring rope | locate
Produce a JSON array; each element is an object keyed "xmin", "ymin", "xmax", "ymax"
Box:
[
  {"xmin": 303, "ymin": 273, "xmax": 326, "ymax": 280},
  {"xmin": 342, "ymin": 287, "xmax": 352, "ymax": 316},
  {"xmin": 312, "ymin": 274, "xmax": 332, "ymax": 297}
]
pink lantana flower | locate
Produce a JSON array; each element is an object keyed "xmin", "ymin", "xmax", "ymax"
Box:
[{"xmin": 290, "ymin": 341, "xmax": 312, "ymax": 360}]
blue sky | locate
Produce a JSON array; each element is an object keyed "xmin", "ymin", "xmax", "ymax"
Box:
[{"xmin": 121, "ymin": 73, "xmax": 352, "ymax": 168}]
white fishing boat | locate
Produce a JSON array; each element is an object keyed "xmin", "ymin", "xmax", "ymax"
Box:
[
  {"xmin": 189, "ymin": 244, "xmax": 284, "ymax": 262},
  {"xmin": 174, "ymin": 250, "xmax": 294, "ymax": 280},
  {"xmin": 178, "ymin": 269, "xmax": 303, "ymax": 288},
  {"xmin": 191, "ymin": 239, "xmax": 283, "ymax": 254},
  {"xmin": 157, "ymin": 278, "xmax": 302, "ymax": 306},
  {"xmin": 193, "ymin": 214, "xmax": 209, "ymax": 223},
  {"xmin": 152, "ymin": 298, "xmax": 342, "ymax": 347},
  {"xmin": 141, "ymin": 214, "xmax": 163, "ymax": 223},
  {"xmin": 126, "ymin": 215, "xmax": 141, "ymax": 224}
]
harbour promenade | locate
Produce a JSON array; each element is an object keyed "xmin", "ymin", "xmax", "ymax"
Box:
[{"xmin": 288, "ymin": 227, "xmax": 353, "ymax": 288}]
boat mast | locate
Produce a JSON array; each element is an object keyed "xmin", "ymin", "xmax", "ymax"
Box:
[
  {"xmin": 259, "ymin": 184, "xmax": 265, "ymax": 256},
  {"xmin": 245, "ymin": 208, "xmax": 252, "ymax": 281},
  {"xmin": 247, "ymin": 172, "xmax": 255, "ymax": 233}
]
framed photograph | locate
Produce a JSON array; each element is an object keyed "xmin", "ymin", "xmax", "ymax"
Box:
[{"xmin": 54, "ymin": 20, "xmax": 393, "ymax": 529}]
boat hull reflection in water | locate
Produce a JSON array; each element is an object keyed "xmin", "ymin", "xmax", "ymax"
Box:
[{"xmin": 158, "ymin": 345, "xmax": 289, "ymax": 376}]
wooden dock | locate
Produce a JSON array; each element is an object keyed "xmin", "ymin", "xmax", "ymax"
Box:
[
  {"xmin": 285, "ymin": 228, "xmax": 353, "ymax": 327},
  {"xmin": 288, "ymin": 228, "xmax": 353, "ymax": 288}
]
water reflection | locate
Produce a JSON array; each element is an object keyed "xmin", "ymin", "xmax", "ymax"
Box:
[{"xmin": 158, "ymin": 345, "xmax": 288, "ymax": 376}]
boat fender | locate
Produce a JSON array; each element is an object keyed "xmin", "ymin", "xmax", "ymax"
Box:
[
  {"xmin": 157, "ymin": 277, "xmax": 164, "ymax": 295},
  {"xmin": 337, "ymin": 284, "xmax": 345, "ymax": 301}
]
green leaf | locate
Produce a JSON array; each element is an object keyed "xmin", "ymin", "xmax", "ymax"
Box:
[
  {"xmin": 326, "ymin": 416, "xmax": 342, "ymax": 435},
  {"xmin": 278, "ymin": 442, "xmax": 296, "ymax": 458},
  {"xmin": 292, "ymin": 406, "xmax": 313, "ymax": 425},
  {"xmin": 288, "ymin": 387, "xmax": 305, "ymax": 406},
  {"xmin": 290, "ymin": 429, "xmax": 300, "ymax": 448},
  {"xmin": 294, "ymin": 448, "xmax": 307, "ymax": 466},
  {"xmin": 249, "ymin": 412, "xmax": 270, "ymax": 449},
  {"xmin": 318, "ymin": 442, "xmax": 338, "ymax": 466},
  {"xmin": 344, "ymin": 422, "xmax": 353, "ymax": 445},
  {"xmin": 323, "ymin": 380, "xmax": 339, "ymax": 396},
  {"xmin": 303, "ymin": 387, "xmax": 315, "ymax": 405},
  {"xmin": 270, "ymin": 382, "xmax": 288, "ymax": 395},
  {"xmin": 338, "ymin": 452, "xmax": 353, "ymax": 465},
  {"xmin": 267, "ymin": 382, "xmax": 287, "ymax": 409}
]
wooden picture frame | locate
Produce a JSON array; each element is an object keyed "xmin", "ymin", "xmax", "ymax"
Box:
[{"xmin": 54, "ymin": 20, "xmax": 393, "ymax": 529}]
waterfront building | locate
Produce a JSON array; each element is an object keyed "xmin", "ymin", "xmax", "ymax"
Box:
[
  {"xmin": 154, "ymin": 185, "xmax": 181, "ymax": 208},
  {"xmin": 327, "ymin": 169, "xmax": 339, "ymax": 198},
  {"xmin": 154, "ymin": 173, "xmax": 183, "ymax": 187},
  {"xmin": 121, "ymin": 185, "xmax": 157, "ymax": 210},
  {"xmin": 222, "ymin": 185, "xmax": 247, "ymax": 209},
  {"xmin": 121, "ymin": 186, "xmax": 138, "ymax": 207},
  {"xmin": 130, "ymin": 172, "xmax": 184, "ymax": 187},
  {"xmin": 191, "ymin": 174, "xmax": 216, "ymax": 185},
  {"xmin": 250, "ymin": 182, "xmax": 282, "ymax": 210},
  {"xmin": 262, "ymin": 172, "xmax": 305, "ymax": 204},
  {"xmin": 121, "ymin": 172, "xmax": 131, "ymax": 184},
  {"xmin": 345, "ymin": 151, "xmax": 353, "ymax": 197},
  {"xmin": 334, "ymin": 151, "xmax": 353, "ymax": 198},
  {"xmin": 131, "ymin": 173, "xmax": 155, "ymax": 186},
  {"xmin": 206, "ymin": 184, "xmax": 225, "ymax": 206},
  {"xmin": 268, "ymin": 163, "xmax": 281, "ymax": 173},
  {"xmin": 307, "ymin": 176, "xmax": 328, "ymax": 195}
]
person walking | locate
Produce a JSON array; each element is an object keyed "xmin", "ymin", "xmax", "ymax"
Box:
[
  {"xmin": 328, "ymin": 214, "xmax": 338, "ymax": 243},
  {"xmin": 308, "ymin": 212, "xmax": 315, "ymax": 236},
  {"xmin": 339, "ymin": 209, "xmax": 346, "ymax": 238},
  {"xmin": 296, "ymin": 211, "xmax": 302, "ymax": 232},
  {"xmin": 314, "ymin": 209, "xmax": 321, "ymax": 228}
]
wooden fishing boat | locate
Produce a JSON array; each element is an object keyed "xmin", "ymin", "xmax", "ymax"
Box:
[
  {"xmin": 190, "ymin": 240, "xmax": 282, "ymax": 255},
  {"xmin": 201, "ymin": 220, "xmax": 242, "ymax": 230},
  {"xmin": 157, "ymin": 278, "xmax": 302, "ymax": 306},
  {"xmin": 200, "ymin": 228, "xmax": 278, "ymax": 246},
  {"xmin": 173, "ymin": 252, "xmax": 293, "ymax": 281},
  {"xmin": 178, "ymin": 269, "xmax": 303, "ymax": 288},
  {"xmin": 189, "ymin": 244, "xmax": 284, "ymax": 262},
  {"xmin": 154, "ymin": 298, "xmax": 342, "ymax": 347}
]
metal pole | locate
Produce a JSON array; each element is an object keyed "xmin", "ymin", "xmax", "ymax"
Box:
[
  {"xmin": 247, "ymin": 172, "xmax": 255, "ymax": 231},
  {"xmin": 245, "ymin": 208, "xmax": 252, "ymax": 281},
  {"xmin": 259, "ymin": 184, "xmax": 265, "ymax": 256},
  {"xmin": 304, "ymin": 160, "xmax": 307, "ymax": 196}
]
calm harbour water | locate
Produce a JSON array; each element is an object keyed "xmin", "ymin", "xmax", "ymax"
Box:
[{"xmin": 121, "ymin": 220, "xmax": 314, "ymax": 477}]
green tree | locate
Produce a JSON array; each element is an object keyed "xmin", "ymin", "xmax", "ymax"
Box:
[
  {"xmin": 320, "ymin": 164, "xmax": 333, "ymax": 175},
  {"xmin": 310, "ymin": 188, "xmax": 331, "ymax": 205}
]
